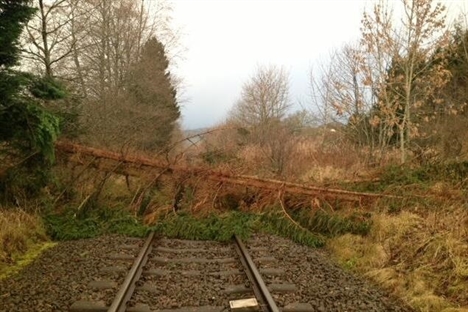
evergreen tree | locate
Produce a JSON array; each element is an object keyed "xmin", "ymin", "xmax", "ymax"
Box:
[
  {"xmin": 126, "ymin": 37, "xmax": 180, "ymax": 151},
  {"xmin": 443, "ymin": 25, "xmax": 468, "ymax": 115},
  {"xmin": 0, "ymin": 0, "xmax": 35, "ymax": 67},
  {"xmin": 0, "ymin": 0, "xmax": 63, "ymax": 199}
]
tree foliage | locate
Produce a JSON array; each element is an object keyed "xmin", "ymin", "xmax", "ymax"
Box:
[
  {"xmin": 41, "ymin": 0, "xmax": 183, "ymax": 151},
  {"xmin": 0, "ymin": 0, "xmax": 64, "ymax": 199},
  {"xmin": 312, "ymin": 0, "xmax": 451, "ymax": 164},
  {"xmin": 125, "ymin": 37, "xmax": 180, "ymax": 151},
  {"xmin": 0, "ymin": 0, "xmax": 36, "ymax": 67},
  {"xmin": 443, "ymin": 24, "xmax": 468, "ymax": 115}
]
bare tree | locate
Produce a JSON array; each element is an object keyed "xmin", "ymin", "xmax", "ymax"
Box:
[
  {"xmin": 18, "ymin": 0, "xmax": 183, "ymax": 152},
  {"xmin": 24, "ymin": 0, "xmax": 180, "ymax": 93},
  {"xmin": 56, "ymin": 0, "xmax": 181, "ymax": 150},
  {"xmin": 230, "ymin": 65, "xmax": 295, "ymax": 175},
  {"xmin": 311, "ymin": 0, "xmax": 449, "ymax": 164},
  {"xmin": 71, "ymin": 0, "xmax": 179, "ymax": 100},
  {"xmin": 24, "ymin": 0, "xmax": 87, "ymax": 78},
  {"xmin": 231, "ymin": 65, "xmax": 291, "ymax": 128},
  {"xmin": 310, "ymin": 45, "xmax": 374, "ymax": 140},
  {"xmin": 361, "ymin": 0, "xmax": 449, "ymax": 163}
]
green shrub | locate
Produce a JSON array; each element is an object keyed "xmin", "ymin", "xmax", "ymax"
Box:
[
  {"xmin": 153, "ymin": 211, "xmax": 325, "ymax": 247},
  {"xmin": 260, "ymin": 212, "xmax": 325, "ymax": 247},
  {"xmin": 43, "ymin": 207, "xmax": 148, "ymax": 240},
  {"xmin": 153, "ymin": 212, "xmax": 256, "ymax": 241},
  {"xmin": 294, "ymin": 209, "xmax": 372, "ymax": 237}
]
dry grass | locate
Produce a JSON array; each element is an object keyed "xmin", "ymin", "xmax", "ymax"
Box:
[
  {"xmin": 232, "ymin": 136, "xmax": 372, "ymax": 181},
  {"xmin": 328, "ymin": 208, "xmax": 468, "ymax": 311},
  {"xmin": 0, "ymin": 208, "xmax": 51, "ymax": 279}
]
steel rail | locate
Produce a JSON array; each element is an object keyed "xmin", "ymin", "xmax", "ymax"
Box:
[
  {"xmin": 233, "ymin": 235, "xmax": 280, "ymax": 312},
  {"xmin": 108, "ymin": 232, "xmax": 155, "ymax": 312}
]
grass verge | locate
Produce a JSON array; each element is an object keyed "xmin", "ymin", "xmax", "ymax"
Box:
[
  {"xmin": 0, "ymin": 242, "xmax": 56, "ymax": 279},
  {"xmin": 0, "ymin": 208, "xmax": 53, "ymax": 280},
  {"xmin": 327, "ymin": 209, "xmax": 468, "ymax": 312}
]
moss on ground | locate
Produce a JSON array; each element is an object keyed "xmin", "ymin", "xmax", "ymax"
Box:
[
  {"xmin": 0, "ymin": 208, "xmax": 53, "ymax": 280},
  {"xmin": 0, "ymin": 242, "xmax": 56, "ymax": 280}
]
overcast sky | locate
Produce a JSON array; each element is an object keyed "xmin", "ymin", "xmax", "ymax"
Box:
[{"xmin": 171, "ymin": 0, "xmax": 466, "ymax": 130}]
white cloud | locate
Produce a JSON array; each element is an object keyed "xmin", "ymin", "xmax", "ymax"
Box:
[{"xmin": 171, "ymin": 0, "xmax": 464, "ymax": 129}]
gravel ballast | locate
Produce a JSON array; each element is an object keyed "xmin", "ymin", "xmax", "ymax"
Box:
[
  {"xmin": 247, "ymin": 234, "xmax": 412, "ymax": 312},
  {"xmin": 0, "ymin": 234, "xmax": 413, "ymax": 311},
  {"xmin": 129, "ymin": 239, "xmax": 252, "ymax": 310},
  {"xmin": 0, "ymin": 235, "xmax": 141, "ymax": 312}
]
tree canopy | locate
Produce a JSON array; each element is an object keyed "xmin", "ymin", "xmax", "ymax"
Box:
[{"xmin": 126, "ymin": 36, "xmax": 180, "ymax": 150}]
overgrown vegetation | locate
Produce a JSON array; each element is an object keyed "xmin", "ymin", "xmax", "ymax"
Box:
[
  {"xmin": 0, "ymin": 208, "xmax": 52, "ymax": 279},
  {"xmin": 0, "ymin": 0, "xmax": 64, "ymax": 203},
  {"xmin": 152, "ymin": 211, "xmax": 325, "ymax": 247},
  {"xmin": 41, "ymin": 202, "xmax": 327, "ymax": 248},
  {"xmin": 259, "ymin": 211, "xmax": 325, "ymax": 247},
  {"xmin": 328, "ymin": 207, "xmax": 468, "ymax": 312},
  {"xmin": 153, "ymin": 212, "xmax": 256, "ymax": 242},
  {"xmin": 339, "ymin": 162, "xmax": 468, "ymax": 201},
  {"xmin": 1, "ymin": 0, "xmax": 468, "ymax": 311},
  {"xmin": 44, "ymin": 207, "xmax": 150, "ymax": 240},
  {"xmin": 293, "ymin": 209, "xmax": 371, "ymax": 237}
]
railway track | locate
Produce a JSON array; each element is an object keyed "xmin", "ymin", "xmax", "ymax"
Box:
[
  {"xmin": 70, "ymin": 233, "xmax": 309, "ymax": 312},
  {"xmin": 0, "ymin": 233, "xmax": 413, "ymax": 311}
]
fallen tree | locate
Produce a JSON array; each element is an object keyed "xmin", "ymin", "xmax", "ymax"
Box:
[{"xmin": 55, "ymin": 141, "xmax": 401, "ymax": 203}]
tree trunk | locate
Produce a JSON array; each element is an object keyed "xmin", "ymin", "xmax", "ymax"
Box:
[{"xmin": 39, "ymin": 0, "xmax": 52, "ymax": 77}]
